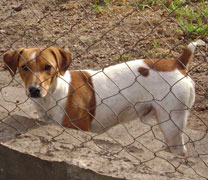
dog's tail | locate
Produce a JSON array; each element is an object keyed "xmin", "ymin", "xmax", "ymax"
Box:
[{"xmin": 178, "ymin": 40, "xmax": 205, "ymax": 68}]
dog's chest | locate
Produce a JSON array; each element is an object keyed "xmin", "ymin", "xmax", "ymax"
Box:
[
  {"xmin": 32, "ymin": 72, "xmax": 71, "ymax": 125},
  {"xmin": 33, "ymin": 94, "xmax": 67, "ymax": 125}
]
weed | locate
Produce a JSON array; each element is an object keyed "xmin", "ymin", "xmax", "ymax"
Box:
[
  {"xmin": 114, "ymin": 54, "xmax": 132, "ymax": 62},
  {"xmin": 92, "ymin": 0, "xmax": 110, "ymax": 12},
  {"xmin": 136, "ymin": 2, "xmax": 149, "ymax": 10},
  {"xmin": 144, "ymin": 49, "xmax": 153, "ymax": 57},
  {"xmin": 153, "ymin": 40, "xmax": 159, "ymax": 49},
  {"xmin": 92, "ymin": 5, "xmax": 103, "ymax": 12}
]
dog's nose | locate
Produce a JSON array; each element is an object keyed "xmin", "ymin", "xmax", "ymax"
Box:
[{"xmin": 29, "ymin": 85, "xmax": 41, "ymax": 98}]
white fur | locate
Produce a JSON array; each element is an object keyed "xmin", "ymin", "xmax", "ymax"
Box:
[
  {"xmin": 88, "ymin": 60, "xmax": 195, "ymax": 156},
  {"xmin": 187, "ymin": 40, "xmax": 206, "ymax": 53},
  {"xmin": 30, "ymin": 51, "xmax": 37, "ymax": 61},
  {"xmin": 32, "ymin": 71, "xmax": 71, "ymax": 125}
]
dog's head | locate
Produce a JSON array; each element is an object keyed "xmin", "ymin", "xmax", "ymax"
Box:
[{"xmin": 3, "ymin": 47, "xmax": 72, "ymax": 98}]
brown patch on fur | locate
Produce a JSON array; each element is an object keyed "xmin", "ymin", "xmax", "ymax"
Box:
[
  {"xmin": 143, "ymin": 47, "xmax": 194, "ymax": 76},
  {"xmin": 138, "ymin": 67, "xmax": 149, "ymax": 77},
  {"xmin": 3, "ymin": 48, "xmax": 24, "ymax": 76},
  {"xmin": 144, "ymin": 59, "xmax": 187, "ymax": 76},
  {"xmin": 17, "ymin": 48, "xmax": 60, "ymax": 96},
  {"xmin": 62, "ymin": 71, "xmax": 96, "ymax": 131},
  {"xmin": 4, "ymin": 47, "xmax": 72, "ymax": 97},
  {"xmin": 49, "ymin": 47, "xmax": 72, "ymax": 76}
]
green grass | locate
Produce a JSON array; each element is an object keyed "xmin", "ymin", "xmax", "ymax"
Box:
[
  {"xmin": 91, "ymin": 0, "xmax": 208, "ymax": 37},
  {"xmin": 92, "ymin": 0, "xmax": 110, "ymax": 12},
  {"xmin": 169, "ymin": 0, "xmax": 208, "ymax": 36},
  {"xmin": 136, "ymin": 0, "xmax": 208, "ymax": 37}
]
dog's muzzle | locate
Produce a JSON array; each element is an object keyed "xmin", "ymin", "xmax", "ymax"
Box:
[{"xmin": 28, "ymin": 85, "xmax": 41, "ymax": 98}]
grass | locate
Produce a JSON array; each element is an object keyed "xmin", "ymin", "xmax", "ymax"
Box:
[
  {"xmin": 92, "ymin": 0, "xmax": 208, "ymax": 37},
  {"xmin": 169, "ymin": 0, "xmax": 208, "ymax": 36},
  {"xmin": 140, "ymin": 0, "xmax": 208, "ymax": 37}
]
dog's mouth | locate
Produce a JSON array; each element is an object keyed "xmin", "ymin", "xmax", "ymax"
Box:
[{"xmin": 29, "ymin": 92, "xmax": 42, "ymax": 98}]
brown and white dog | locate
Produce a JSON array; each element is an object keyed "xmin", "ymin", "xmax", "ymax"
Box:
[{"xmin": 3, "ymin": 41, "xmax": 205, "ymax": 156}]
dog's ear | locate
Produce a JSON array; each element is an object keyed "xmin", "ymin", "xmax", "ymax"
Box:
[
  {"xmin": 3, "ymin": 49, "xmax": 24, "ymax": 76},
  {"xmin": 49, "ymin": 47, "xmax": 72, "ymax": 76}
]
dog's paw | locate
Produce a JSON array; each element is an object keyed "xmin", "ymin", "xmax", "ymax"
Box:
[{"xmin": 170, "ymin": 145, "xmax": 187, "ymax": 158}]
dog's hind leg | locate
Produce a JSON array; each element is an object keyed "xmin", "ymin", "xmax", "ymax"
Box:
[{"xmin": 154, "ymin": 105, "xmax": 188, "ymax": 157}]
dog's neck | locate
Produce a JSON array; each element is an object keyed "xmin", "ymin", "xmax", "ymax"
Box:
[{"xmin": 48, "ymin": 71, "xmax": 71, "ymax": 98}]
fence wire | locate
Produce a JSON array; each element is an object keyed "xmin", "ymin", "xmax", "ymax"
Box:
[{"xmin": 0, "ymin": 0, "xmax": 208, "ymax": 179}]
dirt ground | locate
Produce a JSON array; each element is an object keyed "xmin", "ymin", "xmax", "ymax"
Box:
[{"xmin": 0, "ymin": 0, "xmax": 208, "ymax": 179}]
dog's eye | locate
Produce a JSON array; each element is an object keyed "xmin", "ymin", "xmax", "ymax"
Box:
[
  {"xmin": 21, "ymin": 64, "xmax": 29, "ymax": 71},
  {"xmin": 45, "ymin": 65, "xmax": 52, "ymax": 71}
]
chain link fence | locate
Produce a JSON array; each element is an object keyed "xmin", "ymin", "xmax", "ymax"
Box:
[{"xmin": 0, "ymin": 0, "xmax": 208, "ymax": 179}]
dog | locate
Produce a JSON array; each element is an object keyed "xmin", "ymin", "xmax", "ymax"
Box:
[{"xmin": 3, "ymin": 41, "xmax": 205, "ymax": 157}]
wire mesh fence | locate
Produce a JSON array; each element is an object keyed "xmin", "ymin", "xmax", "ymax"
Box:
[{"xmin": 0, "ymin": 0, "xmax": 208, "ymax": 179}]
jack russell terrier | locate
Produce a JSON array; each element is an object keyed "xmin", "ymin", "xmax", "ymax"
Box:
[{"xmin": 3, "ymin": 40, "xmax": 205, "ymax": 157}]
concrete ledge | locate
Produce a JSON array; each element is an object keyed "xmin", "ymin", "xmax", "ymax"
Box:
[
  {"xmin": 0, "ymin": 115, "xmax": 130, "ymax": 180},
  {"xmin": 0, "ymin": 144, "xmax": 125, "ymax": 180},
  {"xmin": 0, "ymin": 115, "xmax": 208, "ymax": 180}
]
